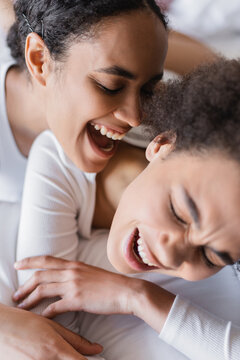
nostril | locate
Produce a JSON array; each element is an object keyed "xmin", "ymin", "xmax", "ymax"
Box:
[{"xmin": 157, "ymin": 236, "xmax": 187, "ymax": 269}]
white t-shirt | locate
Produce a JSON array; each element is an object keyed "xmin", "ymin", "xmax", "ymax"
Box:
[
  {"xmin": 17, "ymin": 130, "xmax": 96, "ymax": 332},
  {"xmin": 0, "ymin": 53, "xmax": 27, "ymax": 306},
  {"xmin": 17, "ymin": 128, "xmax": 240, "ymax": 360}
]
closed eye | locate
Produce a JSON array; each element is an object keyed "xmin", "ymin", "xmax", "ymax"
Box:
[
  {"xmin": 95, "ymin": 81, "xmax": 123, "ymax": 95},
  {"xmin": 200, "ymin": 247, "xmax": 216, "ymax": 269},
  {"xmin": 170, "ymin": 198, "xmax": 188, "ymax": 225}
]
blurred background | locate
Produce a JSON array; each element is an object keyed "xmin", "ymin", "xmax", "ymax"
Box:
[{"xmin": 158, "ymin": 0, "xmax": 240, "ymax": 58}]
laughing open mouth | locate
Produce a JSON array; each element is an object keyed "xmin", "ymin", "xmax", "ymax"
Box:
[
  {"xmin": 87, "ymin": 122, "xmax": 126, "ymax": 155},
  {"xmin": 132, "ymin": 228, "xmax": 156, "ymax": 267}
]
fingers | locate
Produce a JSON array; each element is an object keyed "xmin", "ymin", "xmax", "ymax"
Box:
[
  {"xmin": 13, "ymin": 269, "xmax": 66, "ymax": 302},
  {"xmin": 17, "ymin": 283, "xmax": 64, "ymax": 310},
  {"xmin": 14, "ymin": 255, "xmax": 74, "ymax": 270},
  {"xmin": 42, "ymin": 299, "xmax": 74, "ymax": 318},
  {"xmin": 52, "ymin": 321, "xmax": 103, "ymax": 356}
]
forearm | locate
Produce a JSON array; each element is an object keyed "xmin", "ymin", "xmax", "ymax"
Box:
[
  {"xmin": 130, "ymin": 279, "xmax": 240, "ymax": 360},
  {"xmin": 16, "ymin": 132, "xmax": 80, "ymax": 328},
  {"xmin": 165, "ymin": 30, "xmax": 218, "ymax": 75},
  {"xmin": 160, "ymin": 295, "xmax": 240, "ymax": 360},
  {"xmin": 129, "ymin": 279, "xmax": 175, "ymax": 333}
]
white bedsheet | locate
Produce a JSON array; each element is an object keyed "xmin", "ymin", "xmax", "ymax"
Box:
[{"xmin": 167, "ymin": 0, "xmax": 240, "ymax": 58}]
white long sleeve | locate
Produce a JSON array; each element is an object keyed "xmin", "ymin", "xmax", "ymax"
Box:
[
  {"xmin": 17, "ymin": 130, "xmax": 96, "ymax": 331},
  {"xmin": 160, "ymin": 295, "xmax": 240, "ymax": 360}
]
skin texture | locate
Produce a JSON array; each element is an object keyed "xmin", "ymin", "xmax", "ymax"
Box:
[{"xmin": 6, "ymin": 10, "xmax": 167, "ymax": 172}]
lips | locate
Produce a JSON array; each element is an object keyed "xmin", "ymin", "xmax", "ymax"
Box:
[
  {"xmin": 87, "ymin": 123, "xmax": 119, "ymax": 158},
  {"xmin": 123, "ymin": 228, "xmax": 157, "ymax": 272}
]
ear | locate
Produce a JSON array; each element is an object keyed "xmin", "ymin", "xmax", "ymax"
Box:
[
  {"xmin": 25, "ymin": 33, "xmax": 51, "ymax": 86},
  {"xmin": 146, "ymin": 131, "xmax": 176, "ymax": 162}
]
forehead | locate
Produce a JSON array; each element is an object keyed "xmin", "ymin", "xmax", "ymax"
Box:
[{"xmin": 65, "ymin": 10, "xmax": 167, "ymax": 78}]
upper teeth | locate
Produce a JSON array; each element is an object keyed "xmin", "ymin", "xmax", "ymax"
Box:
[
  {"xmin": 136, "ymin": 237, "xmax": 155, "ymax": 267},
  {"xmin": 92, "ymin": 123, "xmax": 125, "ymax": 140}
]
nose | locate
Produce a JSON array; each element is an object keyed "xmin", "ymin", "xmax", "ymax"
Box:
[
  {"xmin": 157, "ymin": 231, "xmax": 189, "ymax": 269},
  {"xmin": 114, "ymin": 93, "xmax": 142, "ymax": 128}
]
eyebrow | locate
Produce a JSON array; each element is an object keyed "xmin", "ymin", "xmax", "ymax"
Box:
[
  {"xmin": 207, "ymin": 247, "xmax": 235, "ymax": 266},
  {"xmin": 95, "ymin": 66, "xmax": 136, "ymax": 80},
  {"xmin": 182, "ymin": 188, "xmax": 200, "ymax": 228},
  {"xmin": 95, "ymin": 65, "xmax": 163, "ymax": 82}
]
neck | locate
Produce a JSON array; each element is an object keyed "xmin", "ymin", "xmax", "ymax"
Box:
[
  {"xmin": 93, "ymin": 142, "xmax": 148, "ymax": 229},
  {"xmin": 5, "ymin": 66, "xmax": 48, "ymax": 157}
]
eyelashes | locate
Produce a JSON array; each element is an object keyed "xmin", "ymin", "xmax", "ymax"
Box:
[
  {"xmin": 200, "ymin": 247, "xmax": 216, "ymax": 269},
  {"xmin": 95, "ymin": 81, "xmax": 123, "ymax": 95},
  {"xmin": 170, "ymin": 198, "xmax": 187, "ymax": 225},
  {"xmin": 92, "ymin": 78, "xmax": 157, "ymax": 98}
]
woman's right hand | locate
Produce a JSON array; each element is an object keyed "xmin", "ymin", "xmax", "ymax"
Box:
[{"xmin": 0, "ymin": 303, "xmax": 102, "ymax": 360}]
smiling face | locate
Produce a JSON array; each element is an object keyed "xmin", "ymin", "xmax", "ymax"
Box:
[
  {"xmin": 107, "ymin": 144, "xmax": 240, "ymax": 281},
  {"xmin": 43, "ymin": 10, "xmax": 167, "ymax": 172}
]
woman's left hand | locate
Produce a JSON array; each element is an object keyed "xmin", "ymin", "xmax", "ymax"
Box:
[{"xmin": 13, "ymin": 256, "xmax": 141, "ymax": 318}]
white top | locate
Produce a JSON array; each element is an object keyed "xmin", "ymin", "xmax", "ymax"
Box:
[
  {"xmin": 0, "ymin": 52, "xmax": 27, "ymax": 306},
  {"xmin": 17, "ymin": 130, "xmax": 96, "ymax": 331},
  {"xmin": 17, "ymin": 127, "xmax": 240, "ymax": 359}
]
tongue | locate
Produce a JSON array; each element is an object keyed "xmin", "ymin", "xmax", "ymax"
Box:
[{"xmin": 88, "ymin": 124, "xmax": 114, "ymax": 149}]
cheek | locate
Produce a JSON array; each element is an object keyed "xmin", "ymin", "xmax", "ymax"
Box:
[
  {"xmin": 178, "ymin": 263, "xmax": 220, "ymax": 281},
  {"xmin": 64, "ymin": 72, "xmax": 116, "ymax": 119}
]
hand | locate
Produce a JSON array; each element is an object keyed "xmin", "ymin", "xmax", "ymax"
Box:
[
  {"xmin": 13, "ymin": 256, "xmax": 140, "ymax": 318},
  {"xmin": 0, "ymin": 303, "xmax": 102, "ymax": 360}
]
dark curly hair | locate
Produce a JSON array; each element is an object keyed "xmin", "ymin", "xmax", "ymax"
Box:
[
  {"xmin": 147, "ymin": 58, "xmax": 240, "ymax": 164},
  {"xmin": 7, "ymin": 0, "xmax": 167, "ymax": 70}
]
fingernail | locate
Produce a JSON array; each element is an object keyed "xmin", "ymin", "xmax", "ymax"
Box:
[
  {"xmin": 14, "ymin": 262, "xmax": 21, "ymax": 269},
  {"xmin": 17, "ymin": 302, "xmax": 26, "ymax": 308},
  {"xmin": 13, "ymin": 291, "xmax": 20, "ymax": 300},
  {"xmin": 94, "ymin": 343, "xmax": 104, "ymax": 350}
]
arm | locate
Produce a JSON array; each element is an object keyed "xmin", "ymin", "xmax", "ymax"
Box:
[
  {"xmin": 14, "ymin": 256, "xmax": 240, "ymax": 360},
  {"xmin": 159, "ymin": 295, "xmax": 240, "ymax": 360},
  {"xmin": 16, "ymin": 131, "xmax": 93, "ymax": 330},
  {"xmin": 165, "ymin": 30, "xmax": 218, "ymax": 75}
]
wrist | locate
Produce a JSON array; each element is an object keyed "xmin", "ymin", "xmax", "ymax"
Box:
[{"xmin": 130, "ymin": 279, "xmax": 176, "ymax": 333}]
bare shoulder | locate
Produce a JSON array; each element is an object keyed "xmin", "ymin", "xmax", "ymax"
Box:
[{"xmin": 93, "ymin": 142, "xmax": 148, "ymax": 228}]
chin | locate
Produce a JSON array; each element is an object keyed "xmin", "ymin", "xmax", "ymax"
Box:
[
  {"xmin": 107, "ymin": 241, "xmax": 126, "ymax": 274},
  {"xmin": 74, "ymin": 155, "xmax": 108, "ymax": 173}
]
